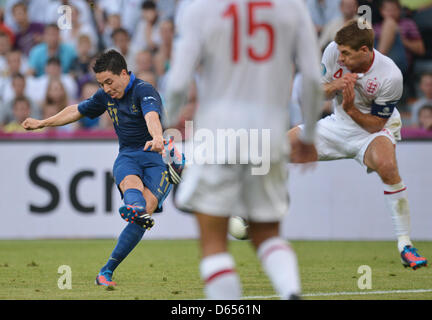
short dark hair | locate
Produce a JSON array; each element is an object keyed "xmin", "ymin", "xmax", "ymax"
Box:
[
  {"xmin": 335, "ymin": 19, "xmax": 374, "ymax": 51},
  {"xmin": 142, "ymin": 0, "xmax": 156, "ymax": 10},
  {"xmin": 111, "ymin": 27, "xmax": 130, "ymax": 39},
  {"xmin": 13, "ymin": 96, "xmax": 30, "ymax": 108},
  {"xmin": 92, "ymin": 49, "xmax": 128, "ymax": 75},
  {"xmin": 12, "ymin": 1, "xmax": 27, "ymax": 12},
  {"xmin": 47, "ymin": 56, "xmax": 61, "ymax": 66}
]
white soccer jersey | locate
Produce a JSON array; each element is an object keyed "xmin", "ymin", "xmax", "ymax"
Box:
[
  {"xmin": 165, "ymin": 0, "xmax": 322, "ymax": 162},
  {"xmin": 321, "ymin": 41, "xmax": 403, "ymax": 138}
]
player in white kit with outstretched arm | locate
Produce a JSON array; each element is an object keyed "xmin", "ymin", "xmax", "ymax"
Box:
[
  {"xmin": 289, "ymin": 19, "xmax": 427, "ymax": 270},
  {"xmin": 164, "ymin": 0, "xmax": 323, "ymax": 299}
]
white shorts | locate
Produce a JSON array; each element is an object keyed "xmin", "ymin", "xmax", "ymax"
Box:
[
  {"xmin": 174, "ymin": 162, "xmax": 289, "ymax": 222},
  {"xmin": 299, "ymin": 114, "xmax": 400, "ymax": 172}
]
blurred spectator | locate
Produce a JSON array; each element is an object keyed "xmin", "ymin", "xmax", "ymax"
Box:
[
  {"xmin": 0, "ymin": 50, "xmax": 32, "ymax": 103},
  {"xmin": 41, "ymin": 102, "xmax": 61, "ymax": 120},
  {"xmin": 59, "ymin": 4, "xmax": 98, "ymax": 56},
  {"xmin": 11, "ymin": 1, "xmax": 44, "ymax": 57},
  {"xmin": 43, "ymin": 78, "xmax": 71, "ymax": 120},
  {"xmin": 307, "ymin": 0, "xmax": 342, "ymax": 34},
  {"xmin": 4, "ymin": 0, "xmax": 52, "ymax": 31},
  {"xmin": 418, "ymin": 105, "xmax": 432, "ymax": 130},
  {"xmin": 0, "ymin": 31, "xmax": 11, "ymax": 77},
  {"xmin": 77, "ymin": 80, "xmax": 101, "ymax": 129},
  {"xmin": 3, "ymin": 95, "xmax": 31, "ymax": 132},
  {"xmin": 134, "ymin": 49, "xmax": 155, "ymax": 74},
  {"xmin": 99, "ymin": 0, "xmax": 145, "ymax": 37},
  {"xmin": 70, "ymin": 34, "xmax": 95, "ymax": 93},
  {"xmin": 137, "ymin": 70, "xmax": 157, "ymax": 88},
  {"xmin": 154, "ymin": 18, "xmax": 174, "ymax": 77},
  {"xmin": 101, "ymin": 13, "xmax": 121, "ymax": 50},
  {"xmin": 28, "ymin": 24, "xmax": 78, "ymax": 77},
  {"xmin": 130, "ymin": 0, "xmax": 161, "ymax": 54},
  {"xmin": 319, "ymin": 0, "xmax": 359, "ymax": 51},
  {"xmin": 5, "ymin": 49, "xmax": 29, "ymax": 78},
  {"xmin": 111, "ymin": 27, "xmax": 136, "ymax": 71},
  {"xmin": 31, "ymin": 57, "xmax": 78, "ymax": 105},
  {"xmin": 0, "ymin": 72, "xmax": 40, "ymax": 125},
  {"xmin": 411, "ymin": 4, "xmax": 432, "ymax": 71},
  {"xmin": 410, "ymin": 72, "xmax": 432, "ymax": 125},
  {"xmin": 374, "ymin": 0, "xmax": 425, "ymax": 75},
  {"xmin": 0, "ymin": 4, "xmax": 15, "ymax": 45}
]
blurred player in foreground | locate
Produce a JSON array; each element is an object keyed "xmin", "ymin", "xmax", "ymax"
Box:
[
  {"xmin": 164, "ymin": 0, "xmax": 322, "ymax": 299},
  {"xmin": 22, "ymin": 50, "xmax": 182, "ymax": 286},
  {"xmin": 288, "ymin": 19, "xmax": 427, "ymax": 270}
]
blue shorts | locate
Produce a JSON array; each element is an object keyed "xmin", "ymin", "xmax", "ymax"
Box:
[{"xmin": 113, "ymin": 148, "xmax": 172, "ymax": 212}]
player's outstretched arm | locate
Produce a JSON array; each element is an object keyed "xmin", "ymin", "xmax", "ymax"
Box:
[{"xmin": 21, "ymin": 104, "xmax": 83, "ymax": 130}]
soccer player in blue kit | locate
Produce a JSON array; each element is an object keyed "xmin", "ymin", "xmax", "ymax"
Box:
[{"xmin": 22, "ymin": 50, "xmax": 183, "ymax": 287}]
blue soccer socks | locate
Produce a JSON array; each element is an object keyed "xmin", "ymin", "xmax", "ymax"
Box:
[
  {"xmin": 100, "ymin": 222, "xmax": 146, "ymax": 275},
  {"xmin": 124, "ymin": 188, "xmax": 147, "ymax": 207}
]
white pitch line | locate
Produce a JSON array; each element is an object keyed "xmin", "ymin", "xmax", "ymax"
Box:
[{"xmin": 242, "ymin": 288, "xmax": 432, "ymax": 299}]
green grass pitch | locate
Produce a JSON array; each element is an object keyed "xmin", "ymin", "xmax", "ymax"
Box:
[{"xmin": 0, "ymin": 239, "xmax": 431, "ymax": 300}]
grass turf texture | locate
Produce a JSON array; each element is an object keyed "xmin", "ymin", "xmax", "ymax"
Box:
[{"xmin": 0, "ymin": 240, "xmax": 431, "ymax": 300}]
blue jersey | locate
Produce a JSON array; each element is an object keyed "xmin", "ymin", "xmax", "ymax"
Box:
[{"xmin": 78, "ymin": 72, "xmax": 163, "ymax": 150}]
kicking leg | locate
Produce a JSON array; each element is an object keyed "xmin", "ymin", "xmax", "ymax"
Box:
[
  {"xmin": 249, "ymin": 222, "xmax": 301, "ymax": 299},
  {"xmin": 96, "ymin": 176, "xmax": 158, "ymax": 286},
  {"xmin": 364, "ymin": 136, "xmax": 427, "ymax": 269},
  {"xmin": 195, "ymin": 212, "xmax": 242, "ymax": 300}
]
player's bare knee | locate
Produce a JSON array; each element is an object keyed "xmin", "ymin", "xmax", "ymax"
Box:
[{"xmin": 119, "ymin": 175, "xmax": 144, "ymax": 193}]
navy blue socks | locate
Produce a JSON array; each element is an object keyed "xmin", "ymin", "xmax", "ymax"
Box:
[{"xmin": 100, "ymin": 188, "xmax": 147, "ymax": 275}]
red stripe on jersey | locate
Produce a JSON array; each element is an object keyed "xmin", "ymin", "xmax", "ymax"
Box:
[
  {"xmin": 205, "ymin": 268, "xmax": 235, "ymax": 284},
  {"xmin": 384, "ymin": 187, "xmax": 407, "ymax": 195}
]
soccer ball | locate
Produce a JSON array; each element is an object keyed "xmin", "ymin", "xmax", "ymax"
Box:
[{"xmin": 228, "ymin": 216, "xmax": 249, "ymax": 240}]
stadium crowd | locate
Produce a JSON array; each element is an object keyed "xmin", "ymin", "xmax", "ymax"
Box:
[{"xmin": 0, "ymin": 0, "xmax": 431, "ymax": 134}]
